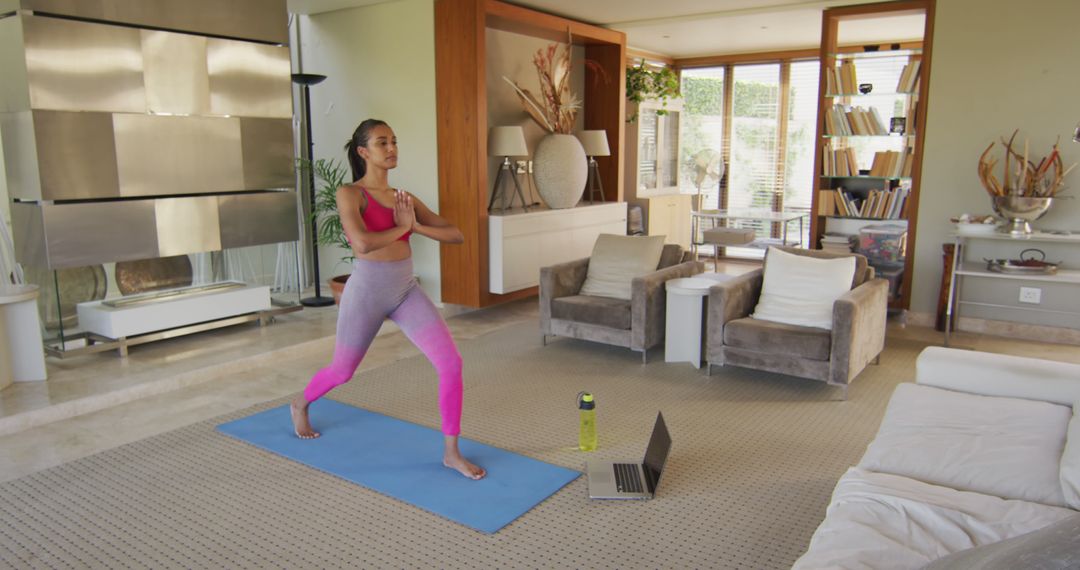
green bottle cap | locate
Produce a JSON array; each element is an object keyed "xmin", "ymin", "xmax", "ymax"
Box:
[{"xmin": 578, "ymin": 391, "xmax": 595, "ymax": 410}]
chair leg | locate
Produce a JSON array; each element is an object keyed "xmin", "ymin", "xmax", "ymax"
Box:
[
  {"xmin": 541, "ymin": 334, "xmax": 547, "ymax": 346},
  {"xmin": 834, "ymin": 384, "xmax": 849, "ymax": 401},
  {"xmin": 641, "ymin": 349, "xmax": 648, "ymax": 364},
  {"xmin": 872, "ymin": 354, "xmax": 881, "ymax": 365}
]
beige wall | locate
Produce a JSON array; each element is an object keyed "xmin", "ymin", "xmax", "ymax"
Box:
[
  {"xmin": 913, "ymin": 0, "xmax": 1080, "ymax": 324},
  {"xmin": 297, "ymin": 0, "xmax": 442, "ymax": 301}
]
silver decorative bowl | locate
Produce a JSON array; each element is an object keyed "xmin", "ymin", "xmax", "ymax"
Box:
[{"xmin": 991, "ymin": 196, "xmax": 1053, "ymax": 237}]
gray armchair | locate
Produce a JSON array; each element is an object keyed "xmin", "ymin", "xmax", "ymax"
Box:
[
  {"xmin": 705, "ymin": 247, "xmax": 888, "ymax": 399},
  {"xmin": 540, "ymin": 245, "xmax": 704, "ymax": 362}
]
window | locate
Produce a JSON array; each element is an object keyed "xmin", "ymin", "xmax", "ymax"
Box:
[{"xmin": 681, "ymin": 58, "xmax": 819, "ymax": 258}]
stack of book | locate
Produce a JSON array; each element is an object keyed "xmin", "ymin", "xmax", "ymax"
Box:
[
  {"xmin": 868, "ymin": 149, "xmax": 914, "ymax": 178},
  {"xmin": 820, "ymin": 233, "xmax": 854, "ymax": 254},
  {"xmin": 824, "ymin": 104, "xmax": 889, "ymax": 136},
  {"xmin": 896, "ymin": 61, "xmax": 921, "ymax": 93},
  {"xmin": 823, "ymin": 187, "xmax": 910, "ymax": 219},
  {"xmin": 824, "ymin": 60, "xmax": 859, "ymax": 95},
  {"xmin": 821, "ymin": 146, "xmax": 860, "ymax": 176}
]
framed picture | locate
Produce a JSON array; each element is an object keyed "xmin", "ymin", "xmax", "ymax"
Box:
[{"xmin": 890, "ymin": 117, "xmax": 906, "ymax": 135}]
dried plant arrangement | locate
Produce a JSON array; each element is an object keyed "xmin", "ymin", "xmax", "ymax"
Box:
[
  {"xmin": 978, "ymin": 130, "xmax": 1077, "ymax": 197},
  {"xmin": 503, "ymin": 32, "xmax": 606, "ymax": 135}
]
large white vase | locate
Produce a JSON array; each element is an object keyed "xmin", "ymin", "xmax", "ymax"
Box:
[{"xmin": 532, "ymin": 134, "xmax": 587, "ymax": 209}]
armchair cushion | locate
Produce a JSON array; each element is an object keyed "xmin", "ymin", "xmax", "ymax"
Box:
[
  {"xmin": 752, "ymin": 247, "xmax": 856, "ymax": 330},
  {"xmin": 551, "ymin": 295, "xmax": 632, "ymax": 330},
  {"xmin": 579, "ymin": 234, "xmax": 666, "ymax": 300},
  {"xmin": 724, "ymin": 318, "xmax": 832, "ymax": 361}
]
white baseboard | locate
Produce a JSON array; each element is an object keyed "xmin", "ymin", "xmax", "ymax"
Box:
[{"xmin": 905, "ymin": 310, "xmax": 1080, "ymax": 346}]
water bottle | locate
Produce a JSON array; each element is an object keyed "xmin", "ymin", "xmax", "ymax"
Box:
[{"xmin": 578, "ymin": 392, "xmax": 597, "ymax": 451}]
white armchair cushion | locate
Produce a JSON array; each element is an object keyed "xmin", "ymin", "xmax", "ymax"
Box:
[
  {"xmin": 751, "ymin": 247, "xmax": 856, "ymax": 330},
  {"xmin": 859, "ymin": 383, "xmax": 1071, "ymax": 507},
  {"xmin": 579, "ymin": 234, "xmax": 666, "ymax": 300},
  {"xmin": 1060, "ymin": 408, "xmax": 1080, "ymax": 509}
]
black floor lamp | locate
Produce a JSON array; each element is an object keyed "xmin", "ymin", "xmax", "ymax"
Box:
[{"xmin": 292, "ymin": 73, "xmax": 334, "ymax": 307}]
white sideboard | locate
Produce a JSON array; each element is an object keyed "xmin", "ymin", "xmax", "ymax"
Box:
[{"xmin": 489, "ymin": 202, "xmax": 627, "ymax": 294}]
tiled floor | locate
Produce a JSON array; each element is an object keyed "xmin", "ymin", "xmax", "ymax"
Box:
[{"xmin": 2, "ymin": 259, "xmax": 1079, "ymax": 484}]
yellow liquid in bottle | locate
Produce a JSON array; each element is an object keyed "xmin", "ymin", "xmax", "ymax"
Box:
[{"xmin": 579, "ymin": 409, "xmax": 597, "ymax": 451}]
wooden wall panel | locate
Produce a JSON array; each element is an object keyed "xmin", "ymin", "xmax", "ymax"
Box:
[
  {"xmin": 585, "ymin": 43, "xmax": 626, "ymax": 203},
  {"xmin": 435, "ymin": 0, "xmax": 485, "ymax": 307}
]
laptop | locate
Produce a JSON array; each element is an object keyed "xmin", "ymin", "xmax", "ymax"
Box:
[{"xmin": 586, "ymin": 412, "xmax": 672, "ymax": 500}]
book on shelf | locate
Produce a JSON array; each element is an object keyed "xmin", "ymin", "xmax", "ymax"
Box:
[
  {"xmin": 820, "ymin": 233, "xmax": 854, "ymax": 253},
  {"xmin": 896, "ymin": 60, "xmax": 921, "ymax": 93},
  {"xmin": 825, "ymin": 104, "xmax": 889, "ymax": 136},
  {"xmin": 868, "ymin": 148, "xmax": 914, "ymax": 179},
  {"xmin": 821, "ymin": 146, "xmax": 859, "ymax": 176},
  {"xmin": 824, "ymin": 187, "xmax": 909, "ymax": 219}
]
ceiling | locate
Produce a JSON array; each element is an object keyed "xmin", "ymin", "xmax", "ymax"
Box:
[{"xmin": 286, "ymin": 0, "xmax": 926, "ymax": 58}]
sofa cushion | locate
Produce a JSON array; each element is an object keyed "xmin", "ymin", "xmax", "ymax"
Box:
[
  {"xmin": 723, "ymin": 317, "xmax": 831, "ymax": 361},
  {"xmin": 751, "ymin": 247, "xmax": 856, "ymax": 330},
  {"xmin": 1059, "ymin": 408, "xmax": 1080, "ymax": 510},
  {"xmin": 551, "ymin": 295, "xmax": 632, "ymax": 330},
  {"xmin": 579, "ymin": 234, "xmax": 666, "ymax": 300},
  {"xmin": 792, "ymin": 468, "xmax": 1077, "ymax": 570},
  {"xmin": 859, "ymin": 383, "xmax": 1071, "ymax": 507},
  {"xmin": 922, "ymin": 513, "xmax": 1080, "ymax": 570}
]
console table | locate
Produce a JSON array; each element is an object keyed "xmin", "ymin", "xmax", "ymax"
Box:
[
  {"xmin": 944, "ymin": 231, "xmax": 1080, "ymax": 346},
  {"xmin": 489, "ymin": 202, "xmax": 627, "ymax": 294},
  {"xmin": 691, "ymin": 209, "xmax": 806, "ymax": 258}
]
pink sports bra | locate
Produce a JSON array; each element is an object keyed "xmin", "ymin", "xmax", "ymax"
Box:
[{"xmin": 360, "ymin": 187, "xmax": 411, "ymax": 241}]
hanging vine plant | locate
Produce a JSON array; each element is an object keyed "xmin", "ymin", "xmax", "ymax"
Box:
[{"xmin": 626, "ymin": 59, "xmax": 681, "ymax": 122}]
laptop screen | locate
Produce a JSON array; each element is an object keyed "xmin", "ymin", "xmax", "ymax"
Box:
[{"xmin": 642, "ymin": 412, "xmax": 672, "ymax": 494}]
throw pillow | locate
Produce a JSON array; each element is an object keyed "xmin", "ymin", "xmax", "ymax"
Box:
[
  {"xmin": 922, "ymin": 514, "xmax": 1080, "ymax": 570},
  {"xmin": 1060, "ymin": 405, "xmax": 1080, "ymax": 509},
  {"xmin": 579, "ymin": 234, "xmax": 666, "ymax": 300},
  {"xmin": 751, "ymin": 247, "xmax": 856, "ymax": 330}
]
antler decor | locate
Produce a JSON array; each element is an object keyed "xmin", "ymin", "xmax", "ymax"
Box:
[
  {"xmin": 977, "ymin": 130, "xmax": 1077, "ymax": 197},
  {"xmin": 503, "ymin": 31, "xmax": 606, "ymax": 135}
]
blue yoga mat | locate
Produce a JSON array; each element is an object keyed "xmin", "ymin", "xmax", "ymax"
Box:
[{"xmin": 217, "ymin": 400, "xmax": 580, "ymax": 534}]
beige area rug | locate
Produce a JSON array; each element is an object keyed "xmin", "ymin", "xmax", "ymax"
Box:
[{"xmin": 0, "ymin": 322, "xmax": 929, "ymax": 569}]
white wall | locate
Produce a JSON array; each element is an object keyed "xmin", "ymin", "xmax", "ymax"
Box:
[
  {"xmin": 913, "ymin": 0, "xmax": 1080, "ymax": 323},
  {"xmin": 297, "ymin": 0, "xmax": 442, "ymax": 301}
]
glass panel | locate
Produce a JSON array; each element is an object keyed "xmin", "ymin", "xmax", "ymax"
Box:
[
  {"xmin": 784, "ymin": 60, "xmax": 820, "ymax": 250},
  {"xmin": 680, "ymin": 67, "xmax": 725, "ymax": 210},
  {"xmin": 637, "ymin": 108, "xmax": 658, "ymax": 192},
  {"xmin": 727, "ymin": 63, "xmax": 780, "ymax": 258},
  {"xmin": 661, "ymin": 110, "xmax": 680, "ymax": 188}
]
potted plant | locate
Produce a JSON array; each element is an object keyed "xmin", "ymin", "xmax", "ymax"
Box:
[
  {"xmin": 300, "ymin": 157, "xmax": 351, "ymax": 303},
  {"xmin": 625, "ymin": 59, "xmax": 680, "ymax": 122}
]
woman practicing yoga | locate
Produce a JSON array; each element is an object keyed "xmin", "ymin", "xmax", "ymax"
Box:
[{"xmin": 290, "ymin": 119, "xmax": 485, "ymax": 480}]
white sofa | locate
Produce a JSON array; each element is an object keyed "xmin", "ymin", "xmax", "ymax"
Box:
[{"xmin": 794, "ymin": 347, "xmax": 1080, "ymax": 569}]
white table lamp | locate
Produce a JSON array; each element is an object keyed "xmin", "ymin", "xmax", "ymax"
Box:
[
  {"xmin": 578, "ymin": 130, "xmax": 610, "ymax": 204},
  {"xmin": 488, "ymin": 126, "xmax": 530, "ymax": 212}
]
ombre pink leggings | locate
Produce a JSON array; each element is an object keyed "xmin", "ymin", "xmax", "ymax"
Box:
[{"xmin": 302, "ymin": 258, "xmax": 463, "ymax": 436}]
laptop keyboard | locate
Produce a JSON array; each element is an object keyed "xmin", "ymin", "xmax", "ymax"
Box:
[{"xmin": 614, "ymin": 463, "xmax": 644, "ymax": 493}]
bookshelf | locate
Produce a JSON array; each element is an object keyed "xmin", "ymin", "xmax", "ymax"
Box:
[{"xmin": 810, "ymin": 0, "xmax": 935, "ymax": 310}]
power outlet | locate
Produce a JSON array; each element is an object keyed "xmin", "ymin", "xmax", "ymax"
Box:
[{"xmin": 1019, "ymin": 287, "xmax": 1042, "ymax": 304}]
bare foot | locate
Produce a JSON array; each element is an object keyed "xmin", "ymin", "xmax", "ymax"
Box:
[
  {"xmin": 443, "ymin": 452, "xmax": 486, "ymax": 480},
  {"xmin": 290, "ymin": 395, "xmax": 320, "ymax": 439}
]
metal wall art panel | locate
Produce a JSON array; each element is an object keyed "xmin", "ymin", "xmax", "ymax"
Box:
[
  {"xmin": 0, "ymin": 111, "xmax": 41, "ymax": 200},
  {"xmin": 207, "ymin": 39, "xmax": 292, "ymax": 119},
  {"xmin": 113, "ymin": 114, "xmax": 244, "ymax": 197},
  {"xmin": 0, "ymin": 16, "xmax": 31, "ymax": 113},
  {"xmin": 218, "ymin": 191, "xmax": 299, "ymax": 249},
  {"xmin": 34, "ymin": 110, "xmax": 121, "ymax": 200},
  {"xmin": 15, "ymin": 0, "xmax": 289, "ymax": 45},
  {"xmin": 23, "ymin": 15, "xmax": 146, "ymax": 114},
  {"xmin": 41, "ymin": 200, "xmax": 159, "ymax": 269},
  {"xmin": 239, "ymin": 118, "xmax": 295, "ymax": 189},
  {"xmin": 10, "ymin": 202, "xmax": 46, "ymax": 269},
  {"xmin": 154, "ymin": 196, "xmax": 222, "ymax": 257},
  {"xmin": 141, "ymin": 31, "xmax": 210, "ymax": 116}
]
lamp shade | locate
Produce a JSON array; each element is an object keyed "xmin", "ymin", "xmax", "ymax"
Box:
[
  {"xmin": 578, "ymin": 130, "xmax": 610, "ymax": 157},
  {"xmin": 488, "ymin": 126, "xmax": 528, "ymax": 157}
]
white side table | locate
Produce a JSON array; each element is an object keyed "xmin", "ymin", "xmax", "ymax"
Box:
[
  {"xmin": 664, "ymin": 277, "xmax": 716, "ymax": 368},
  {"xmin": 0, "ymin": 284, "xmax": 47, "ymax": 389}
]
